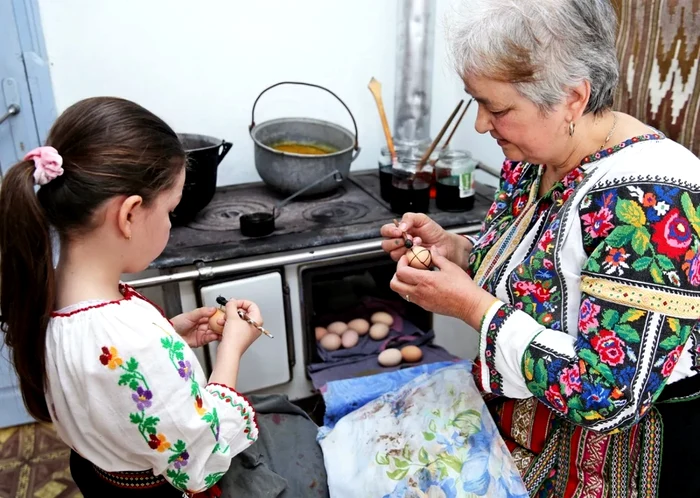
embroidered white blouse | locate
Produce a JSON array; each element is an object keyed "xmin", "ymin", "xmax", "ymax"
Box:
[{"xmin": 44, "ymin": 285, "xmax": 258, "ymax": 494}]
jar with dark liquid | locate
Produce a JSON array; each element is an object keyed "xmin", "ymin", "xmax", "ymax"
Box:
[
  {"xmin": 378, "ymin": 139, "xmax": 431, "ymax": 202},
  {"xmin": 435, "ymin": 150, "xmax": 477, "ymax": 212},
  {"xmin": 390, "ymin": 157, "xmax": 432, "ymax": 214}
]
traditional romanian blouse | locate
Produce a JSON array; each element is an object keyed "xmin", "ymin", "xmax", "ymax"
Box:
[
  {"xmin": 44, "ymin": 285, "xmax": 258, "ymax": 495},
  {"xmin": 467, "ymin": 133, "xmax": 700, "ymax": 496}
]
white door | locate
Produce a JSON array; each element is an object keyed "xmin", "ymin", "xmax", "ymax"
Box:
[{"xmin": 0, "ymin": 0, "xmax": 56, "ymax": 427}]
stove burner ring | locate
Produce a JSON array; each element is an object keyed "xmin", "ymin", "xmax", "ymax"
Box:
[
  {"xmin": 302, "ymin": 201, "xmax": 369, "ymax": 224},
  {"xmin": 187, "ymin": 200, "xmax": 274, "ymax": 231}
]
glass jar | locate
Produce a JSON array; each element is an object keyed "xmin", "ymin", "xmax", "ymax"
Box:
[
  {"xmin": 435, "ymin": 149, "xmax": 477, "ymax": 212},
  {"xmin": 378, "ymin": 139, "xmax": 431, "ymax": 202},
  {"xmin": 390, "ymin": 157, "xmax": 432, "ymax": 215}
]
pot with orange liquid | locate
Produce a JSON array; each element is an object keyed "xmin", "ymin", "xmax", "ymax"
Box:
[{"xmin": 249, "ymin": 81, "xmax": 361, "ymax": 196}]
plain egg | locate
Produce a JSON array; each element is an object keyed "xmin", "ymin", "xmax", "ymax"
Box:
[
  {"xmin": 371, "ymin": 311, "xmax": 394, "ymax": 326},
  {"xmin": 327, "ymin": 321, "xmax": 348, "ymax": 335},
  {"xmin": 401, "ymin": 345, "xmax": 423, "ymax": 363},
  {"xmin": 341, "ymin": 329, "xmax": 359, "ymax": 348},
  {"xmin": 369, "ymin": 323, "xmax": 390, "ymax": 340},
  {"xmin": 315, "ymin": 327, "xmax": 328, "ymax": 341},
  {"xmin": 347, "ymin": 318, "xmax": 370, "ymax": 335},
  {"xmin": 378, "ymin": 348, "xmax": 402, "ymax": 367},
  {"xmin": 320, "ymin": 333, "xmax": 342, "ymax": 351}
]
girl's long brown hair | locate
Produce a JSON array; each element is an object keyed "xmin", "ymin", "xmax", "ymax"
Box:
[{"xmin": 0, "ymin": 97, "xmax": 185, "ymax": 421}]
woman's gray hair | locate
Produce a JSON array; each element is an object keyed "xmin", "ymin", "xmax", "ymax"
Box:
[{"xmin": 447, "ymin": 0, "xmax": 620, "ymax": 115}]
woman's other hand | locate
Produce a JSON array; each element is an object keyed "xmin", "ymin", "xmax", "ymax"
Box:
[
  {"xmin": 390, "ymin": 247, "xmax": 499, "ymax": 329},
  {"xmin": 380, "ymin": 212, "xmax": 475, "ymax": 269}
]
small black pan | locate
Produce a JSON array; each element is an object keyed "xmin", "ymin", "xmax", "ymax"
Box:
[{"xmin": 240, "ymin": 169, "xmax": 343, "ymax": 237}]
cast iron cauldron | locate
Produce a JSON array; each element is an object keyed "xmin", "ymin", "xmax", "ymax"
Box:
[
  {"xmin": 171, "ymin": 134, "xmax": 232, "ymax": 226},
  {"xmin": 249, "ymin": 81, "xmax": 360, "ymax": 197}
]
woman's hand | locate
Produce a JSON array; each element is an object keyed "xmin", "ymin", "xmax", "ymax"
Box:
[
  {"xmin": 380, "ymin": 213, "xmax": 472, "ymax": 268},
  {"xmin": 171, "ymin": 307, "xmax": 222, "ymax": 348},
  {"xmin": 390, "ymin": 248, "xmax": 499, "ymax": 330}
]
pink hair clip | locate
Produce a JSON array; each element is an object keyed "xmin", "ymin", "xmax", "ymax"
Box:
[{"xmin": 24, "ymin": 146, "xmax": 64, "ymax": 186}]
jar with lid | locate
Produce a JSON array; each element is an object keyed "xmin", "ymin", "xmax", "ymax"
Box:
[
  {"xmin": 378, "ymin": 139, "xmax": 431, "ymax": 202},
  {"xmin": 435, "ymin": 150, "xmax": 477, "ymax": 211},
  {"xmin": 390, "ymin": 156, "xmax": 432, "ymax": 215}
]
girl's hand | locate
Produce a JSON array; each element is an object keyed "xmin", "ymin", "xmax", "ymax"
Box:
[
  {"xmin": 219, "ymin": 298, "xmax": 263, "ymax": 356},
  {"xmin": 171, "ymin": 307, "xmax": 221, "ymax": 348}
]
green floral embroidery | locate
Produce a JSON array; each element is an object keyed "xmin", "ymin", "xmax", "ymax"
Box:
[
  {"xmin": 99, "ymin": 345, "xmax": 192, "ymax": 491},
  {"xmin": 208, "ymin": 387, "xmax": 257, "ymax": 442},
  {"xmin": 159, "ymin": 329, "xmax": 228, "ymax": 454}
]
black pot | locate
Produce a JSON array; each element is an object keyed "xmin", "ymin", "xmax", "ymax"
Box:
[{"xmin": 171, "ymin": 134, "xmax": 232, "ymax": 226}]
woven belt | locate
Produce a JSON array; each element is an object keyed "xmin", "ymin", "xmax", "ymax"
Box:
[{"xmin": 93, "ymin": 465, "xmax": 167, "ymax": 489}]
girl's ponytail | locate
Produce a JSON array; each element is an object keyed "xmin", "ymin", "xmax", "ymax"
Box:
[{"xmin": 0, "ymin": 159, "xmax": 55, "ymax": 421}]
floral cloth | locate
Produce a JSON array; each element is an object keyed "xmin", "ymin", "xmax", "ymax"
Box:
[
  {"xmin": 317, "ymin": 363, "xmax": 528, "ymax": 498},
  {"xmin": 44, "ymin": 285, "xmax": 258, "ymax": 494},
  {"xmin": 468, "ymin": 134, "xmax": 700, "ymax": 497}
]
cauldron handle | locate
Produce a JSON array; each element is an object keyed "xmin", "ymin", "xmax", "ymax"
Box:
[{"xmin": 249, "ymin": 81, "xmax": 360, "ymax": 151}]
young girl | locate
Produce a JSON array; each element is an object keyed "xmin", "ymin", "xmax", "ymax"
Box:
[{"xmin": 0, "ymin": 97, "xmax": 262, "ymax": 497}]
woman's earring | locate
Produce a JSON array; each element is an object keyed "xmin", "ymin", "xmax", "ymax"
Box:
[{"xmin": 568, "ymin": 121, "xmax": 575, "ymax": 137}]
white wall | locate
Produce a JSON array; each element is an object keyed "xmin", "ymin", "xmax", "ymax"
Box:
[{"xmin": 38, "ymin": 0, "xmax": 504, "ymax": 187}]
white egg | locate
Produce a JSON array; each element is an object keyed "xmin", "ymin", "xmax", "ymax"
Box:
[
  {"xmin": 371, "ymin": 311, "xmax": 394, "ymax": 326},
  {"xmin": 378, "ymin": 348, "xmax": 402, "ymax": 367},
  {"xmin": 369, "ymin": 323, "xmax": 390, "ymax": 340},
  {"xmin": 341, "ymin": 329, "xmax": 359, "ymax": 348}
]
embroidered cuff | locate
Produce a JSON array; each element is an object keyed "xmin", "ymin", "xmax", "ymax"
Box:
[
  {"xmin": 478, "ymin": 303, "xmax": 543, "ymax": 398},
  {"xmin": 205, "ymin": 383, "xmax": 259, "ymax": 442}
]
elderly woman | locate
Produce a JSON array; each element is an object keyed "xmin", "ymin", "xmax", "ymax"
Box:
[{"xmin": 382, "ymin": 0, "xmax": 700, "ymax": 496}]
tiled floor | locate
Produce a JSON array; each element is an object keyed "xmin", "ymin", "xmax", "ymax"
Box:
[{"xmin": 0, "ymin": 423, "xmax": 80, "ymax": 498}]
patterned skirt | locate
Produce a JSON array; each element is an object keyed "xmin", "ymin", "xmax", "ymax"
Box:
[{"xmin": 489, "ymin": 374, "xmax": 700, "ymax": 497}]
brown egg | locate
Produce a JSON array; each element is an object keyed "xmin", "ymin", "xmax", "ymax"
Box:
[
  {"xmin": 378, "ymin": 348, "xmax": 402, "ymax": 367},
  {"xmin": 401, "ymin": 345, "xmax": 423, "ymax": 363},
  {"xmin": 407, "ymin": 245, "xmax": 432, "ymax": 270},
  {"xmin": 341, "ymin": 329, "xmax": 359, "ymax": 349},
  {"xmin": 348, "ymin": 318, "xmax": 370, "ymax": 335},
  {"xmin": 369, "ymin": 323, "xmax": 390, "ymax": 340},
  {"xmin": 320, "ymin": 333, "xmax": 342, "ymax": 351},
  {"xmin": 209, "ymin": 309, "xmax": 225, "ymax": 334},
  {"xmin": 327, "ymin": 321, "xmax": 348, "ymax": 335},
  {"xmin": 371, "ymin": 311, "xmax": 394, "ymax": 326},
  {"xmin": 315, "ymin": 327, "xmax": 328, "ymax": 341}
]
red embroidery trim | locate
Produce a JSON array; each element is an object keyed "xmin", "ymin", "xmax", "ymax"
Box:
[
  {"xmin": 50, "ymin": 283, "xmax": 171, "ymax": 323},
  {"xmin": 205, "ymin": 382, "xmax": 259, "ymax": 431}
]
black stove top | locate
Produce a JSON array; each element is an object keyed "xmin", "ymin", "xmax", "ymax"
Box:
[{"xmin": 151, "ymin": 171, "xmax": 495, "ymax": 269}]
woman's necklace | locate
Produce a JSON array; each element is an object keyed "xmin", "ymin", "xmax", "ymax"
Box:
[{"xmin": 599, "ymin": 112, "xmax": 618, "ymax": 150}]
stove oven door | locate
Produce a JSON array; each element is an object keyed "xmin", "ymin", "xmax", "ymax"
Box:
[{"xmin": 199, "ymin": 271, "xmax": 291, "ymax": 393}]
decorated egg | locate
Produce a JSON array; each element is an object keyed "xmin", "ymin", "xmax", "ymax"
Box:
[
  {"xmin": 348, "ymin": 318, "xmax": 370, "ymax": 335},
  {"xmin": 407, "ymin": 245, "xmax": 432, "ymax": 270},
  {"xmin": 320, "ymin": 333, "xmax": 342, "ymax": 351},
  {"xmin": 378, "ymin": 348, "xmax": 402, "ymax": 367}
]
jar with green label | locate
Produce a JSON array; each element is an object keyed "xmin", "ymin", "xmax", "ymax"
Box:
[{"xmin": 435, "ymin": 150, "xmax": 477, "ymax": 211}]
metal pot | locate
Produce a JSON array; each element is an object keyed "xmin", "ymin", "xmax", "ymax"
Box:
[
  {"xmin": 171, "ymin": 134, "xmax": 232, "ymax": 226},
  {"xmin": 249, "ymin": 81, "xmax": 361, "ymax": 196}
]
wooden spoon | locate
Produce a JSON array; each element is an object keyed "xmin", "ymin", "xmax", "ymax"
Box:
[
  {"xmin": 416, "ymin": 100, "xmax": 464, "ymax": 171},
  {"xmin": 368, "ymin": 78, "xmax": 397, "ymax": 165}
]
